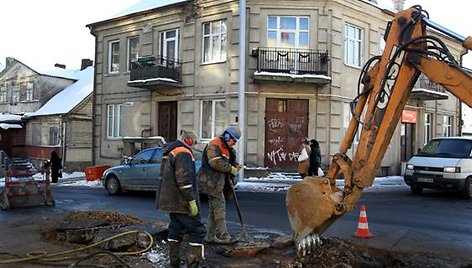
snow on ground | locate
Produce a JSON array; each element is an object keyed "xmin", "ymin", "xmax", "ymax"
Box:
[{"xmin": 0, "ymin": 171, "xmax": 408, "ymax": 192}]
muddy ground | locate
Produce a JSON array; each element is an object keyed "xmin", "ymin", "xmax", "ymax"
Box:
[{"xmin": 2, "ymin": 211, "xmax": 471, "ymax": 268}]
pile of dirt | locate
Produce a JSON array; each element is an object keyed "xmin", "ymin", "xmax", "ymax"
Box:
[{"xmin": 64, "ymin": 210, "xmax": 142, "ymax": 226}]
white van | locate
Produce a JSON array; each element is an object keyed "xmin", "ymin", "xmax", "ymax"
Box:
[{"xmin": 404, "ymin": 136, "xmax": 472, "ymax": 199}]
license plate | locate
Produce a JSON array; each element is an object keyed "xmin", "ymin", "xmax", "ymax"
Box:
[{"xmin": 417, "ymin": 177, "xmax": 433, "ymax": 183}]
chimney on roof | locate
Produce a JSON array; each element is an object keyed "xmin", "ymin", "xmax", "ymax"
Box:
[
  {"xmin": 392, "ymin": 0, "xmax": 405, "ymax": 11},
  {"xmin": 6, "ymin": 57, "xmax": 15, "ymax": 67},
  {"xmin": 80, "ymin": 58, "xmax": 93, "ymax": 70},
  {"xmin": 54, "ymin": 63, "xmax": 66, "ymax": 69}
]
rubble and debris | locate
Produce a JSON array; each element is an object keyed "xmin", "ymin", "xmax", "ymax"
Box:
[{"xmin": 6, "ymin": 210, "xmax": 467, "ymax": 268}]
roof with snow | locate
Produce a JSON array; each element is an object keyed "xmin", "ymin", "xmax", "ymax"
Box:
[
  {"xmin": 0, "ymin": 113, "xmax": 22, "ymax": 122},
  {"xmin": 24, "ymin": 66, "xmax": 94, "ymax": 118}
]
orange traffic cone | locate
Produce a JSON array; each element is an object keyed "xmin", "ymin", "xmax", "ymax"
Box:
[{"xmin": 353, "ymin": 204, "xmax": 373, "ymax": 238}]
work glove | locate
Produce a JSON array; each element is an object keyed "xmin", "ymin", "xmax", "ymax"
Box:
[
  {"xmin": 188, "ymin": 200, "xmax": 198, "ymax": 217},
  {"xmin": 230, "ymin": 166, "xmax": 239, "ymax": 176}
]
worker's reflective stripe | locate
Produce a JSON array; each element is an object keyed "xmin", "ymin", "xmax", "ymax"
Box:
[
  {"xmin": 168, "ymin": 238, "xmax": 180, "ymax": 242},
  {"xmin": 179, "ymin": 184, "xmax": 192, "ymax": 189},
  {"xmin": 208, "ymin": 156, "xmax": 223, "ymax": 164},
  {"xmin": 188, "ymin": 243, "xmax": 205, "ymax": 259},
  {"xmin": 170, "ymin": 146, "xmax": 195, "ymax": 161}
]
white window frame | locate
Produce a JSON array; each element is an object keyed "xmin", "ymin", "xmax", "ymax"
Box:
[
  {"xmin": 267, "ymin": 16, "xmax": 309, "ymax": 49},
  {"xmin": 107, "ymin": 104, "xmax": 123, "ymax": 138},
  {"xmin": 127, "ymin": 36, "xmax": 139, "ymax": 71},
  {"xmin": 108, "ymin": 40, "xmax": 120, "ymax": 73},
  {"xmin": 202, "ymin": 20, "xmax": 227, "ymax": 63},
  {"xmin": 424, "ymin": 113, "xmax": 432, "ymax": 145},
  {"xmin": 442, "ymin": 115, "xmax": 453, "ymax": 137},
  {"xmin": 26, "ymin": 82, "xmax": 34, "ymax": 101},
  {"xmin": 344, "ymin": 24, "xmax": 363, "ymax": 68},
  {"xmin": 0, "ymin": 85, "xmax": 6, "ymax": 102},
  {"xmin": 160, "ymin": 29, "xmax": 179, "ymax": 65},
  {"xmin": 200, "ymin": 99, "xmax": 226, "ymax": 140}
]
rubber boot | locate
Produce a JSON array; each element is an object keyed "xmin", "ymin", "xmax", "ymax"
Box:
[
  {"xmin": 168, "ymin": 240, "xmax": 181, "ymax": 268},
  {"xmin": 205, "ymin": 215, "xmax": 218, "ymax": 243},
  {"xmin": 187, "ymin": 243, "xmax": 204, "ymax": 268},
  {"xmin": 215, "ymin": 217, "xmax": 235, "ymax": 245}
]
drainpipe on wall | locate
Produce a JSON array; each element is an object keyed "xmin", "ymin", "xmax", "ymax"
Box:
[
  {"xmin": 459, "ymin": 48, "xmax": 469, "ymax": 136},
  {"xmin": 238, "ymin": 0, "xmax": 246, "ymax": 181},
  {"xmin": 61, "ymin": 118, "xmax": 66, "ymax": 170}
]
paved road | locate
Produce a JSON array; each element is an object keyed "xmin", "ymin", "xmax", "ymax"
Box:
[{"xmin": 2, "ymin": 184, "xmax": 472, "ymax": 260}]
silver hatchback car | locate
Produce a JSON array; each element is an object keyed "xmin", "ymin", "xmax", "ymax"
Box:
[{"xmin": 101, "ymin": 146, "xmax": 202, "ymax": 195}]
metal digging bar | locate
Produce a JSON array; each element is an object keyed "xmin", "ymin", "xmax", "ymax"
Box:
[{"xmin": 230, "ymin": 185, "xmax": 254, "ymax": 243}]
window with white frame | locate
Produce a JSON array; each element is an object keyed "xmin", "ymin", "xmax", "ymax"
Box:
[
  {"xmin": 443, "ymin": 115, "xmax": 453, "ymax": 137},
  {"xmin": 107, "ymin": 104, "xmax": 123, "ymax": 138},
  {"xmin": 26, "ymin": 82, "xmax": 34, "ymax": 101},
  {"xmin": 200, "ymin": 100, "xmax": 226, "ymax": 140},
  {"xmin": 108, "ymin": 40, "xmax": 120, "ymax": 73},
  {"xmin": 127, "ymin": 36, "xmax": 139, "ymax": 71},
  {"xmin": 267, "ymin": 16, "xmax": 309, "ymax": 48},
  {"xmin": 343, "ymin": 102, "xmax": 360, "ymax": 157},
  {"xmin": 344, "ymin": 24, "xmax": 363, "ymax": 67},
  {"xmin": 424, "ymin": 113, "xmax": 432, "ymax": 145},
  {"xmin": 160, "ymin": 29, "xmax": 179, "ymax": 66},
  {"xmin": 0, "ymin": 85, "xmax": 6, "ymax": 102},
  {"xmin": 49, "ymin": 125, "xmax": 60, "ymax": 145},
  {"xmin": 202, "ymin": 20, "xmax": 227, "ymax": 63}
]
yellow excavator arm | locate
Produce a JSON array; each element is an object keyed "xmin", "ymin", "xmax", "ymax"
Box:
[{"xmin": 286, "ymin": 6, "xmax": 472, "ymax": 255}]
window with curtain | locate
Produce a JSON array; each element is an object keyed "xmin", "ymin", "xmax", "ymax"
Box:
[
  {"xmin": 200, "ymin": 100, "xmax": 226, "ymax": 140},
  {"xmin": 127, "ymin": 36, "xmax": 139, "ymax": 71},
  {"xmin": 108, "ymin": 40, "xmax": 120, "ymax": 73},
  {"xmin": 424, "ymin": 113, "xmax": 432, "ymax": 145},
  {"xmin": 442, "ymin": 115, "xmax": 453, "ymax": 137},
  {"xmin": 267, "ymin": 16, "xmax": 309, "ymax": 48},
  {"xmin": 107, "ymin": 104, "xmax": 123, "ymax": 138},
  {"xmin": 344, "ymin": 24, "xmax": 363, "ymax": 67},
  {"xmin": 202, "ymin": 20, "xmax": 227, "ymax": 63},
  {"xmin": 160, "ymin": 29, "xmax": 179, "ymax": 66}
]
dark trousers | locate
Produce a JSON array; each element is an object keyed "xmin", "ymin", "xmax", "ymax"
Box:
[{"xmin": 168, "ymin": 213, "xmax": 206, "ymax": 244}]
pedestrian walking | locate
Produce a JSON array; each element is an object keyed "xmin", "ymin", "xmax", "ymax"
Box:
[
  {"xmin": 49, "ymin": 151, "xmax": 62, "ymax": 183},
  {"xmin": 198, "ymin": 126, "xmax": 242, "ymax": 244},
  {"xmin": 156, "ymin": 130, "xmax": 205, "ymax": 268},
  {"xmin": 297, "ymin": 137, "xmax": 311, "ymax": 178},
  {"xmin": 308, "ymin": 139, "xmax": 322, "ymax": 176}
]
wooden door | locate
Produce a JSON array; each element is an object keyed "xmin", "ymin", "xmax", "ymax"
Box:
[
  {"xmin": 265, "ymin": 98, "xmax": 308, "ymax": 171},
  {"xmin": 158, "ymin": 101, "xmax": 177, "ymax": 143}
]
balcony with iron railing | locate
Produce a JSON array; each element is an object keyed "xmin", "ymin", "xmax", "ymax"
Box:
[
  {"xmin": 252, "ymin": 47, "xmax": 331, "ymax": 84},
  {"xmin": 410, "ymin": 74, "xmax": 448, "ymax": 101},
  {"xmin": 128, "ymin": 56, "xmax": 182, "ymax": 89}
]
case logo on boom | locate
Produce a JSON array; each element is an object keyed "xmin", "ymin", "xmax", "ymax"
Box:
[{"xmin": 377, "ymin": 45, "xmax": 405, "ymax": 109}]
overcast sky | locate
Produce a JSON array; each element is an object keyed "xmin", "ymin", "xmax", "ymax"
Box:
[{"xmin": 0, "ymin": 0, "xmax": 470, "ymax": 71}]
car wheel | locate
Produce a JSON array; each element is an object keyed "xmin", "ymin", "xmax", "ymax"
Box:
[
  {"xmin": 461, "ymin": 177, "xmax": 472, "ymax": 199},
  {"xmin": 105, "ymin": 175, "xmax": 122, "ymax": 195},
  {"xmin": 410, "ymin": 186, "xmax": 423, "ymax": 194}
]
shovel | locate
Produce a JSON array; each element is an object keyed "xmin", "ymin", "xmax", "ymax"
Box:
[{"xmin": 230, "ymin": 185, "xmax": 253, "ymax": 243}]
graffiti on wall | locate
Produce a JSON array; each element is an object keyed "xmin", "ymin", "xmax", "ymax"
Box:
[{"xmin": 266, "ymin": 148, "xmax": 300, "ymax": 166}]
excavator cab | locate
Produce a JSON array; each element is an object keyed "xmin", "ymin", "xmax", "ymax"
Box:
[{"xmin": 286, "ymin": 6, "xmax": 472, "ymax": 256}]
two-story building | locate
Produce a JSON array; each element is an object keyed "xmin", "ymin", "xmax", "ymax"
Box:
[
  {"xmin": 87, "ymin": 0, "xmax": 466, "ymax": 174},
  {"xmin": 0, "ymin": 57, "xmax": 94, "ymax": 171}
]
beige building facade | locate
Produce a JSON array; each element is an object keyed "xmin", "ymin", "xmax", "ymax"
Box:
[{"xmin": 88, "ymin": 0, "xmax": 466, "ymax": 174}]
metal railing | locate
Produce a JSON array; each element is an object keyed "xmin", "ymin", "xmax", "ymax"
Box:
[
  {"xmin": 130, "ymin": 55, "xmax": 182, "ymax": 82},
  {"xmin": 255, "ymin": 47, "xmax": 329, "ymax": 76},
  {"xmin": 414, "ymin": 74, "xmax": 445, "ymax": 93}
]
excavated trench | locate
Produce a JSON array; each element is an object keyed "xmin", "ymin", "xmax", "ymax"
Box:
[{"xmin": 36, "ymin": 211, "xmax": 471, "ymax": 268}]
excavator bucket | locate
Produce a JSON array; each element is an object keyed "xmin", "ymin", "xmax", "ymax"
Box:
[{"xmin": 286, "ymin": 176, "xmax": 342, "ymax": 247}]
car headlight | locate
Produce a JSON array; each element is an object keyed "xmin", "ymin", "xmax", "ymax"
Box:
[
  {"xmin": 406, "ymin": 164, "xmax": 414, "ymax": 170},
  {"xmin": 444, "ymin": 166, "xmax": 460, "ymax": 173}
]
